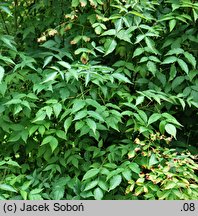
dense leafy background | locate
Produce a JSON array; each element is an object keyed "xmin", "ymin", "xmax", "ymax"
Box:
[{"xmin": 0, "ymin": 0, "xmax": 197, "ymax": 200}]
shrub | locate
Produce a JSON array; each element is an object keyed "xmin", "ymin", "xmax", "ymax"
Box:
[{"xmin": 0, "ymin": 0, "xmax": 197, "ymax": 200}]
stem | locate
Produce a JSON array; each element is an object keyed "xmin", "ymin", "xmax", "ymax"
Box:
[{"xmin": 14, "ymin": 0, "xmax": 18, "ymax": 32}]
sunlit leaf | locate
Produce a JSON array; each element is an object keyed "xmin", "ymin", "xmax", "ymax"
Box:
[
  {"xmin": 169, "ymin": 19, "xmax": 176, "ymax": 32},
  {"xmin": 0, "ymin": 66, "xmax": 5, "ymax": 83},
  {"xmin": 149, "ymin": 154, "xmax": 159, "ymax": 167},
  {"xmin": 112, "ymin": 73, "xmax": 132, "ymax": 83},
  {"xmin": 42, "ymin": 72, "xmax": 58, "ymax": 83},
  {"xmin": 177, "ymin": 59, "xmax": 189, "ymax": 74},
  {"xmin": 109, "ymin": 175, "xmax": 122, "ymax": 191},
  {"xmin": 184, "ymin": 52, "xmax": 196, "ymax": 68},
  {"xmin": 57, "ymin": 61, "xmax": 71, "ymax": 69},
  {"xmin": 71, "ymin": 100, "xmax": 86, "ymax": 114},
  {"xmin": 165, "ymin": 123, "xmax": 177, "ymax": 139},
  {"xmin": 162, "ymin": 56, "xmax": 177, "ymax": 64},
  {"xmin": 129, "ymin": 163, "xmax": 140, "ymax": 174},
  {"xmin": 84, "ymin": 180, "xmax": 98, "ymax": 191},
  {"xmin": 133, "ymin": 48, "xmax": 144, "ymax": 58},
  {"xmin": 93, "ymin": 187, "xmax": 103, "ymax": 200},
  {"xmin": 72, "ymin": 0, "xmax": 79, "ymax": 7},
  {"xmin": 53, "ymin": 103, "xmax": 62, "ymax": 118},
  {"xmin": 64, "ymin": 116, "xmax": 73, "ymax": 133},
  {"xmin": 86, "ymin": 118, "xmax": 97, "ymax": 134},
  {"xmin": 82, "ymin": 169, "xmax": 99, "ymax": 181},
  {"xmin": 147, "ymin": 113, "xmax": 161, "ymax": 125},
  {"xmin": 0, "ymin": 184, "xmax": 17, "ymax": 193},
  {"xmin": 101, "ymin": 29, "xmax": 116, "ymax": 36},
  {"xmin": 73, "ymin": 109, "xmax": 87, "ymax": 121},
  {"xmin": 43, "ymin": 56, "xmax": 53, "ymax": 68},
  {"xmin": 104, "ymin": 39, "xmax": 117, "ymax": 56}
]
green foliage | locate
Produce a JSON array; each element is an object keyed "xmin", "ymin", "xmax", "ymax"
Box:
[{"xmin": 0, "ymin": 0, "xmax": 197, "ymax": 200}]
